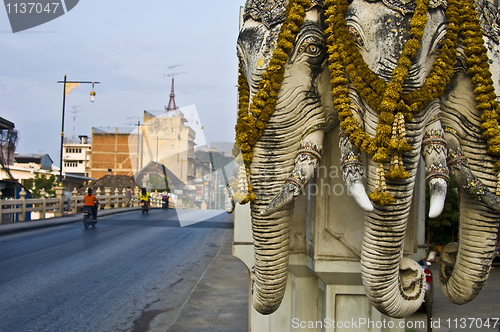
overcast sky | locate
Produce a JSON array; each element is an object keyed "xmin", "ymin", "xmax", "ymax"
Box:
[{"xmin": 0, "ymin": 1, "xmax": 241, "ymax": 166}]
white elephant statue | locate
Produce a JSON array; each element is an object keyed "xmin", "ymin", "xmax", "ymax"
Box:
[{"xmin": 229, "ymin": 0, "xmax": 500, "ymax": 319}]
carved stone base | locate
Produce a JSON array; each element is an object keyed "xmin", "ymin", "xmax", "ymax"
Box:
[{"xmin": 233, "ymin": 208, "xmax": 405, "ymax": 331}]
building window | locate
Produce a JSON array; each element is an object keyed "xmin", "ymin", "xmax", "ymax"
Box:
[{"xmin": 79, "ymin": 149, "xmax": 82, "ymax": 153}]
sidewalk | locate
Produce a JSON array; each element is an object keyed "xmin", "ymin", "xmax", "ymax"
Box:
[
  {"xmin": 0, "ymin": 207, "xmax": 140, "ymax": 235},
  {"xmin": 167, "ymin": 233, "xmax": 249, "ymax": 332}
]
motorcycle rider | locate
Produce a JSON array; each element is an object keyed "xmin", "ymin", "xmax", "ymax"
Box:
[
  {"xmin": 161, "ymin": 190, "xmax": 169, "ymax": 210},
  {"xmin": 140, "ymin": 188, "xmax": 150, "ymax": 211},
  {"xmin": 84, "ymin": 188, "xmax": 99, "ymax": 222},
  {"xmin": 125, "ymin": 186, "xmax": 132, "ymax": 207}
]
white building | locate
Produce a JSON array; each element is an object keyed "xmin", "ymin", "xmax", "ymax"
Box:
[{"xmin": 62, "ymin": 135, "xmax": 91, "ymax": 177}]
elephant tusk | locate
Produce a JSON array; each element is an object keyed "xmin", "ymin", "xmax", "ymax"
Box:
[
  {"xmin": 260, "ymin": 182, "xmax": 296, "ymax": 216},
  {"xmin": 428, "ymin": 178, "xmax": 447, "ymax": 218},
  {"xmin": 349, "ymin": 182, "xmax": 374, "ymax": 212},
  {"xmin": 224, "ymin": 184, "xmax": 236, "ymax": 214},
  {"xmin": 339, "ymin": 129, "xmax": 374, "ymax": 211}
]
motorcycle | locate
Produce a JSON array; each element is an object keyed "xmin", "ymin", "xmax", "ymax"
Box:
[
  {"xmin": 162, "ymin": 196, "xmax": 169, "ymax": 210},
  {"xmin": 82, "ymin": 206, "xmax": 96, "ymax": 229},
  {"xmin": 141, "ymin": 200, "xmax": 149, "ymax": 214}
]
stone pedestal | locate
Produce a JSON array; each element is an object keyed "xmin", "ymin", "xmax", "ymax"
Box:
[
  {"xmin": 54, "ymin": 186, "xmax": 66, "ymax": 217},
  {"xmin": 232, "ymin": 127, "xmax": 426, "ymax": 331}
]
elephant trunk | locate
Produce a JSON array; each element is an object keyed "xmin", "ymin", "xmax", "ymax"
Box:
[
  {"xmin": 249, "ymin": 144, "xmax": 295, "ymax": 314},
  {"xmin": 359, "ymin": 97, "xmax": 437, "ymax": 318},
  {"xmin": 439, "ymin": 71, "xmax": 500, "ymax": 304},
  {"xmin": 361, "ymin": 201, "xmax": 426, "ymax": 318},
  {"xmin": 438, "ymin": 133, "xmax": 499, "ymax": 304},
  {"xmin": 250, "ymin": 207, "xmax": 292, "ymax": 314},
  {"xmin": 439, "ymin": 191, "xmax": 498, "ymax": 304},
  {"xmin": 248, "ymin": 88, "xmax": 325, "ymax": 314}
]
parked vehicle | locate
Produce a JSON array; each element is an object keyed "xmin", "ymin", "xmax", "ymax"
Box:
[
  {"xmin": 417, "ymin": 258, "xmax": 434, "ymax": 316},
  {"xmin": 141, "ymin": 200, "xmax": 149, "ymax": 214},
  {"xmin": 82, "ymin": 206, "xmax": 96, "ymax": 229}
]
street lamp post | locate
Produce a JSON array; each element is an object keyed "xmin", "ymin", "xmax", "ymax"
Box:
[{"xmin": 57, "ymin": 75, "xmax": 101, "ymax": 184}]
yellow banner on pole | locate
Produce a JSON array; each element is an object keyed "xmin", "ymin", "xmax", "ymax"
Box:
[{"xmin": 65, "ymin": 82, "xmax": 80, "ymax": 96}]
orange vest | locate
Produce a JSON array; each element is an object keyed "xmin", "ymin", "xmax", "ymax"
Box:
[{"xmin": 84, "ymin": 194, "xmax": 97, "ymax": 206}]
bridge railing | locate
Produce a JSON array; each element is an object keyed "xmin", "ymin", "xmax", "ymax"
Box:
[
  {"xmin": 0, "ymin": 186, "xmax": 69, "ymax": 222},
  {"xmin": 0, "ymin": 186, "xmax": 179, "ymax": 223},
  {"xmin": 149, "ymin": 191, "xmax": 175, "ymax": 209},
  {"xmin": 70, "ymin": 186, "xmax": 146, "ymax": 214},
  {"xmin": 0, "ymin": 186, "xmax": 143, "ymax": 223}
]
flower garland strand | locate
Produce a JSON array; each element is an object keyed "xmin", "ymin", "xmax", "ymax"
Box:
[
  {"xmin": 458, "ymin": 0, "xmax": 500, "ymax": 154},
  {"xmin": 234, "ymin": 0, "xmax": 311, "ymax": 204},
  {"xmin": 458, "ymin": 0, "xmax": 500, "ymax": 192}
]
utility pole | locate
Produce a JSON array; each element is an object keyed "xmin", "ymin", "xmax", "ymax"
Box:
[{"xmin": 134, "ymin": 120, "xmax": 143, "ymax": 174}]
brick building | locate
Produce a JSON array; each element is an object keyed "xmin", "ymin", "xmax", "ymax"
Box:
[{"xmin": 88, "ymin": 127, "xmax": 137, "ymax": 179}]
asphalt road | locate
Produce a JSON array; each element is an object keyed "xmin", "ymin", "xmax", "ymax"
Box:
[{"xmin": 0, "ymin": 209, "xmax": 245, "ymax": 332}]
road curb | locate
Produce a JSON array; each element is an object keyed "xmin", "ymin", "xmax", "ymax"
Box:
[{"xmin": 0, "ymin": 207, "xmax": 142, "ymax": 235}]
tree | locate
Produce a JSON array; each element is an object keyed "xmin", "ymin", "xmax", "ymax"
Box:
[
  {"xmin": 148, "ymin": 174, "xmax": 169, "ymax": 192},
  {"xmin": 25, "ymin": 172, "xmax": 58, "ymax": 198}
]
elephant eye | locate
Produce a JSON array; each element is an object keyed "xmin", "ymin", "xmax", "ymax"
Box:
[
  {"xmin": 306, "ymin": 44, "xmax": 321, "ymax": 55},
  {"xmin": 298, "ymin": 36, "xmax": 325, "ymax": 57}
]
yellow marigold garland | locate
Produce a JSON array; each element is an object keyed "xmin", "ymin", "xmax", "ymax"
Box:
[
  {"xmin": 459, "ymin": 0, "xmax": 500, "ymax": 156},
  {"xmin": 458, "ymin": 0, "xmax": 500, "ymax": 188},
  {"xmin": 234, "ymin": 0, "xmax": 311, "ymax": 204}
]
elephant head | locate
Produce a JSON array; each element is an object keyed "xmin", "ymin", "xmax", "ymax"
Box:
[{"xmin": 231, "ymin": 0, "xmax": 337, "ymax": 314}]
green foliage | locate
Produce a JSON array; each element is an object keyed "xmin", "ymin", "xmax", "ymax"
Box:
[
  {"xmin": 25, "ymin": 172, "xmax": 57, "ymax": 198},
  {"xmin": 148, "ymin": 174, "xmax": 169, "ymax": 192},
  {"xmin": 425, "ymin": 178, "xmax": 460, "ymax": 245}
]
